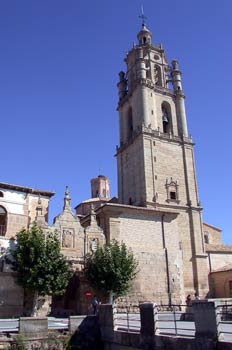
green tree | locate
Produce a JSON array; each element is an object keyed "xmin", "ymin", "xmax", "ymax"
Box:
[
  {"xmin": 11, "ymin": 223, "xmax": 72, "ymax": 316},
  {"xmin": 84, "ymin": 240, "xmax": 138, "ymax": 303}
]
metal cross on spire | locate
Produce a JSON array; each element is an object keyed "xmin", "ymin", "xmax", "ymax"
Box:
[{"xmin": 139, "ymin": 5, "xmax": 147, "ymax": 26}]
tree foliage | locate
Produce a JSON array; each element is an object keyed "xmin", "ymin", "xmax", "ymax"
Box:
[
  {"xmin": 84, "ymin": 240, "xmax": 138, "ymax": 299},
  {"xmin": 11, "ymin": 223, "xmax": 72, "ymax": 296}
]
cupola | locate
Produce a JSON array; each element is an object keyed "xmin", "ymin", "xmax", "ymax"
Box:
[{"xmin": 137, "ymin": 23, "xmax": 152, "ymax": 45}]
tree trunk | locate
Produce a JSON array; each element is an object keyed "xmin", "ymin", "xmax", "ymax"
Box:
[
  {"xmin": 32, "ymin": 290, "xmax": 39, "ymax": 317},
  {"xmin": 109, "ymin": 291, "xmax": 114, "ymax": 304}
]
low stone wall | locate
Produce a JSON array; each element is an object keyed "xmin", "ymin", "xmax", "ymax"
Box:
[{"xmin": 19, "ymin": 317, "xmax": 48, "ymax": 338}]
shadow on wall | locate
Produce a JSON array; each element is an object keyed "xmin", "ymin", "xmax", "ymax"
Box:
[{"xmin": 69, "ymin": 315, "xmax": 103, "ymax": 350}]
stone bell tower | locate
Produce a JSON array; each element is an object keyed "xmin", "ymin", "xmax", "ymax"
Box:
[{"xmin": 116, "ymin": 20, "xmax": 209, "ymax": 296}]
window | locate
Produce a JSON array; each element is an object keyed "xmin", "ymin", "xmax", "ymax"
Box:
[
  {"xmin": 146, "ymin": 61, "xmax": 151, "ymax": 80},
  {"xmin": 165, "ymin": 178, "xmax": 179, "ymax": 203},
  {"xmin": 170, "ymin": 191, "xmax": 176, "ymax": 200},
  {"xmin": 0, "ymin": 206, "xmax": 7, "ymax": 236},
  {"xmin": 154, "ymin": 65, "xmax": 162, "ymax": 86},
  {"xmin": 204, "ymin": 234, "xmax": 209, "ymax": 244},
  {"xmin": 161, "ymin": 102, "xmax": 173, "ymax": 134},
  {"xmin": 162, "ymin": 107, "xmax": 169, "ymax": 133},
  {"xmin": 0, "ymin": 192, "xmax": 3, "ymax": 198}
]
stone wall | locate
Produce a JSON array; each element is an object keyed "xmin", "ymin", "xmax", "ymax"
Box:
[
  {"xmin": 0, "ymin": 272, "xmax": 24, "ymax": 317},
  {"xmin": 98, "ymin": 204, "xmax": 184, "ymax": 304}
]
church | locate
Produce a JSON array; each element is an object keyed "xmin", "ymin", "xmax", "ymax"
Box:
[{"xmin": 0, "ymin": 21, "xmax": 232, "ymax": 317}]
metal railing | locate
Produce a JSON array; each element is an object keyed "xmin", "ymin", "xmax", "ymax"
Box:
[
  {"xmin": 216, "ymin": 302, "xmax": 232, "ymax": 341},
  {"xmin": 47, "ymin": 317, "xmax": 69, "ymax": 330},
  {"xmin": 155, "ymin": 304, "xmax": 195, "ymax": 338},
  {"xmin": 0, "ymin": 318, "xmax": 19, "ymax": 332},
  {"xmin": 0, "ymin": 317, "xmax": 69, "ymax": 333},
  {"xmin": 113, "ymin": 303, "xmax": 195, "ymax": 337},
  {"xmin": 114, "ymin": 305, "xmax": 140, "ymax": 333}
]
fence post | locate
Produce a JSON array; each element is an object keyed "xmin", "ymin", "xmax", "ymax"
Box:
[
  {"xmin": 98, "ymin": 304, "xmax": 115, "ymax": 342},
  {"xmin": 140, "ymin": 303, "xmax": 156, "ymax": 350},
  {"xmin": 193, "ymin": 301, "xmax": 218, "ymax": 350}
]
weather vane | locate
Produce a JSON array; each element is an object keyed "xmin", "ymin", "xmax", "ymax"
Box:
[{"xmin": 139, "ymin": 5, "xmax": 147, "ymax": 26}]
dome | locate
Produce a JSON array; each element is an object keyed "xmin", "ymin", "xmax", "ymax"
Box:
[{"xmin": 137, "ymin": 24, "xmax": 152, "ymax": 45}]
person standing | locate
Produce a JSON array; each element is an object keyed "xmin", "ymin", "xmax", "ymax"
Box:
[
  {"xmin": 92, "ymin": 295, "xmax": 98, "ymax": 315},
  {"xmin": 186, "ymin": 294, "xmax": 192, "ymax": 306}
]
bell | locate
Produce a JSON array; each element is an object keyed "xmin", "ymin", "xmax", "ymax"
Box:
[{"xmin": 162, "ymin": 114, "xmax": 168, "ymax": 123}]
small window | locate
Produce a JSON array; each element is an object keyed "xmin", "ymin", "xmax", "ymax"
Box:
[
  {"xmin": 170, "ymin": 191, "xmax": 176, "ymax": 200},
  {"xmin": 0, "ymin": 206, "xmax": 7, "ymax": 236},
  {"xmin": 204, "ymin": 234, "xmax": 209, "ymax": 244},
  {"xmin": 0, "ymin": 192, "xmax": 3, "ymax": 198},
  {"xmin": 96, "ymin": 190, "xmax": 99, "ymax": 197},
  {"xmin": 165, "ymin": 178, "xmax": 179, "ymax": 203}
]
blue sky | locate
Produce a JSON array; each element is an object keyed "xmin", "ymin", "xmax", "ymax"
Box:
[{"xmin": 0, "ymin": 1, "xmax": 231, "ymax": 243}]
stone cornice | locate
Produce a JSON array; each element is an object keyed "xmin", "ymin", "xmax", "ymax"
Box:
[
  {"xmin": 95, "ymin": 202, "xmax": 179, "ymax": 217},
  {"xmin": 147, "ymin": 202, "xmax": 202, "ymax": 212},
  {"xmin": 117, "ymin": 81, "xmax": 174, "ymax": 109},
  {"xmin": 116, "ymin": 125, "xmax": 193, "ymax": 156}
]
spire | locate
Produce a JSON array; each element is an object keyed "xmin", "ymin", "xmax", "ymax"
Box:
[
  {"xmin": 137, "ymin": 6, "xmax": 152, "ymax": 45},
  {"xmin": 139, "ymin": 5, "xmax": 147, "ymax": 28},
  {"xmin": 63, "ymin": 185, "xmax": 71, "ymax": 211}
]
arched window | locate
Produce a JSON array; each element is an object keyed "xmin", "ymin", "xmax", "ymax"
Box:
[
  {"xmin": 161, "ymin": 102, "xmax": 172, "ymax": 134},
  {"xmin": 0, "ymin": 192, "xmax": 3, "ymax": 198},
  {"xmin": 146, "ymin": 61, "xmax": 151, "ymax": 80},
  {"xmin": 154, "ymin": 65, "xmax": 162, "ymax": 86},
  {"xmin": 204, "ymin": 233, "xmax": 209, "ymax": 244},
  {"xmin": 0, "ymin": 206, "xmax": 7, "ymax": 236}
]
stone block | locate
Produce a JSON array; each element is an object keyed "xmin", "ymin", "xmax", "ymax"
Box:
[{"xmin": 19, "ymin": 317, "xmax": 48, "ymax": 338}]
